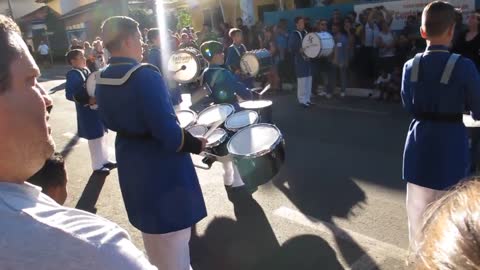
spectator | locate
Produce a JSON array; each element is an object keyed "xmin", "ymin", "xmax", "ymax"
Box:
[
  {"xmin": 92, "ymin": 40, "xmax": 106, "ymax": 70},
  {"xmin": 328, "ymin": 9, "xmax": 342, "ymax": 31},
  {"xmin": 362, "ymin": 8, "xmax": 380, "ymax": 82},
  {"xmin": 218, "ymin": 22, "xmax": 232, "ymax": 49},
  {"xmin": 396, "ymin": 33, "xmax": 411, "ymax": 67},
  {"xmin": 27, "ymin": 153, "xmax": 68, "ymax": 205},
  {"xmin": 178, "ymin": 32, "xmax": 198, "ymax": 49},
  {"xmin": 276, "ymin": 18, "xmax": 293, "ymax": 86},
  {"xmin": 415, "ymin": 179, "xmax": 480, "ymax": 269},
  {"xmin": 69, "ymin": 38, "xmax": 83, "ymax": 50},
  {"xmin": 83, "ymin": 41, "xmax": 96, "ymax": 71},
  {"xmin": 37, "ymin": 40, "xmax": 49, "ymax": 66},
  {"xmin": 0, "ymin": 14, "xmax": 155, "ymax": 270},
  {"xmin": 252, "ymin": 20, "xmax": 265, "ymax": 49},
  {"xmin": 236, "ymin": 17, "xmax": 251, "ymax": 49},
  {"xmin": 376, "ymin": 21, "xmax": 396, "ymax": 75},
  {"xmin": 331, "ymin": 22, "xmax": 349, "ymax": 98},
  {"xmin": 453, "ymin": 10, "xmax": 480, "ymax": 71},
  {"xmin": 452, "ymin": 8, "xmax": 467, "ymax": 50},
  {"xmin": 263, "ymin": 26, "xmax": 281, "ymax": 92},
  {"xmin": 198, "ymin": 23, "xmax": 218, "ymax": 45},
  {"xmin": 314, "ymin": 19, "xmax": 335, "ymax": 98},
  {"xmin": 344, "ymin": 18, "xmax": 356, "ymax": 62}
]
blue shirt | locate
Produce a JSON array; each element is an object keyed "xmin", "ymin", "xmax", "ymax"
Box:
[
  {"xmin": 65, "ymin": 68, "xmax": 106, "ymax": 140},
  {"xmin": 95, "ymin": 57, "xmax": 207, "ymax": 233},
  {"xmin": 225, "ymin": 43, "xmax": 247, "ymax": 72},
  {"xmin": 147, "ymin": 47, "xmax": 182, "ymax": 106},
  {"xmin": 203, "ymin": 64, "xmax": 253, "ymax": 110},
  {"xmin": 402, "ymin": 45, "xmax": 480, "ymax": 189},
  {"xmin": 288, "ymin": 30, "xmax": 311, "ymax": 78}
]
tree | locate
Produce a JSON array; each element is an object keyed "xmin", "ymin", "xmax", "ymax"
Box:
[
  {"xmin": 129, "ymin": 8, "xmax": 155, "ymax": 31},
  {"xmin": 176, "ymin": 9, "xmax": 192, "ymax": 30}
]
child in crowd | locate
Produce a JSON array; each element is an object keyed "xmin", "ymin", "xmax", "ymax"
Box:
[
  {"xmin": 27, "ymin": 153, "xmax": 68, "ymax": 205},
  {"xmin": 374, "ymin": 70, "xmax": 391, "ymax": 100},
  {"xmin": 65, "ymin": 49, "xmax": 116, "ymax": 173},
  {"xmin": 225, "ymin": 28, "xmax": 254, "ymax": 88}
]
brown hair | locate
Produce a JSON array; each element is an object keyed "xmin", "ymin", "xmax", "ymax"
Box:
[
  {"xmin": 101, "ymin": 16, "xmax": 139, "ymax": 52},
  {"xmin": 0, "ymin": 15, "xmax": 22, "ymax": 93},
  {"xmin": 415, "ymin": 178, "xmax": 480, "ymax": 269},
  {"xmin": 422, "ymin": 1, "xmax": 456, "ymax": 37},
  {"xmin": 228, "ymin": 28, "xmax": 242, "ymax": 38},
  {"xmin": 65, "ymin": 49, "xmax": 84, "ymax": 65}
]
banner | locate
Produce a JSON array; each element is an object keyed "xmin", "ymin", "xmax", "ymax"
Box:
[
  {"xmin": 354, "ymin": 0, "xmax": 475, "ymax": 31},
  {"xmin": 240, "ymin": 0, "xmax": 254, "ymax": 26}
]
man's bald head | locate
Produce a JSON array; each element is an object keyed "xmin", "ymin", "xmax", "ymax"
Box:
[{"xmin": 0, "ymin": 15, "xmax": 22, "ymax": 93}]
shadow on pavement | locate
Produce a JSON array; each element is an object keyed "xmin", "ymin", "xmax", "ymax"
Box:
[
  {"xmin": 75, "ymin": 171, "xmax": 109, "ymax": 214},
  {"xmin": 190, "ymin": 190, "xmax": 344, "ymax": 270},
  {"xmin": 48, "ymin": 82, "xmax": 66, "ymax": 94},
  {"xmin": 59, "ymin": 135, "xmax": 80, "ymax": 159}
]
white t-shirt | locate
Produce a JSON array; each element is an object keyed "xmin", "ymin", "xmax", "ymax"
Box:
[
  {"xmin": 377, "ymin": 32, "xmax": 395, "ymax": 58},
  {"xmin": 0, "ymin": 182, "xmax": 157, "ymax": 270},
  {"xmin": 364, "ymin": 23, "xmax": 379, "ymax": 48},
  {"xmin": 38, "ymin": 44, "xmax": 49, "ymax": 55}
]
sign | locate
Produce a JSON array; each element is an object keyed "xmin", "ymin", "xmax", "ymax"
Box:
[{"xmin": 354, "ymin": 0, "xmax": 475, "ymax": 31}]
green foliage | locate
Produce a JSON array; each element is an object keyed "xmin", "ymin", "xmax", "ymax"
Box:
[
  {"xmin": 176, "ymin": 9, "xmax": 192, "ymax": 29},
  {"xmin": 129, "ymin": 8, "xmax": 155, "ymax": 30}
]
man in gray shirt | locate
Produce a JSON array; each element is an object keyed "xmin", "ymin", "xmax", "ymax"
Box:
[{"xmin": 0, "ymin": 15, "xmax": 156, "ymax": 270}]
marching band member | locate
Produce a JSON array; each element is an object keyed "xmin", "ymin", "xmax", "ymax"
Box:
[
  {"xmin": 65, "ymin": 49, "xmax": 115, "ymax": 173},
  {"xmin": 200, "ymin": 40, "xmax": 253, "ymax": 191},
  {"xmin": 95, "ymin": 16, "xmax": 207, "ymax": 270},
  {"xmin": 401, "ymin": 1, "xmax": 480, "ymax": 251},
  {"xmin": 288, "ymin": 16, "xmax": 313, "ymax": 108},
  {"xmin": 225, "ymin": 28, "xmax": 255, "ymax": 88},
  {"xmin": 147, "ymin": 28, "xmax": 182, "ymax": 107}
]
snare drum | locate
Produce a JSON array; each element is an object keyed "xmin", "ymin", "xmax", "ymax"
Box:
[
  {"xmin": 168, "ymin": 48, "xmax": 207, "ymax": 83},
  {"xmin": 206, "ymin": 128, "xmax": 229, "ymax": 156},
  {"xmin": 302, "ymin": 32, "xmax": 335, "ymax": 58},
  {"xmin": 176, "ymin": 109, "xmax": 197, "ymax": 128},
  {"xmin": 240, "ymin": 49, "xmax": 273, "ymax": 77},
  {"xmin": 224, "ymin": 110, "xmax": 259, "ymax": 134},
  {"xmin": 196, "ymin": 104, "xmax": 235, "ymax": 127},
  {"xmin": 227, "ymin": 123, "xmax": 285, "ymax": 189},
  {"xmin": 239, "ymin": 100, "xmax": 273, "ymax": 123}
]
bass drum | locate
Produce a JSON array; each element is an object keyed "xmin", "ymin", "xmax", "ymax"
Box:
[
  {"xmin": 240, "ymin": 49, "xmax": 273, "ymax": 77},
  {"xmin": 85, "ymin": 71, "xmax": 100, "ymax": 110},
  {"xmin": 302, "ymin": 32, "xmax": 335, "ymax": 58},
  {"xmin": 168, "ymin": 48, "xmax": 207, "ymax": 83},
  {"xmin": 227, "ymin": 123, "xmax": 285, "ymax": 189}
]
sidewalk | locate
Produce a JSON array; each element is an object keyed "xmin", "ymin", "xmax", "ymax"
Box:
[{"xmin": 38, "ymin": 64, "xmax": 70, "ymax": 82}]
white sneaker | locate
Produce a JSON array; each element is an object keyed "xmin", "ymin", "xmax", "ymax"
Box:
[{"xmin": 340, "ymin": 92, "xmax": 346, "ymax": 98}]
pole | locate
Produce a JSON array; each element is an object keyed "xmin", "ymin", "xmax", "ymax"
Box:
[
  {"xmin": 279, "ymin": 0, "xmax": 284, "ymax": 11},
  {"xmin": 7, "ymin": 0, "xmax": 14, "ymax": 19},
  {"xmin": 219, "ymin": 0, "xmax": 226, "ymax": 23}
]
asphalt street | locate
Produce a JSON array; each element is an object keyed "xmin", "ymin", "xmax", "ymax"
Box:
[{"xmin": 40, "ymin": 65, "xmax": 411, "ymax": 270}]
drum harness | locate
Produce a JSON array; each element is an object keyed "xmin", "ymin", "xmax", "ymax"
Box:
[
  {"xmin": 410, "ymin": 52, "xmax": 462, "ymax": 123},
  {"xmin": 71, "ymin": 68, "xmax": 91, "ymax": 106}
]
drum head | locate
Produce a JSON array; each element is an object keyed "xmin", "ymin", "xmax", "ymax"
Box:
[
  {"xmin": 225, "ymin": 110, "xmax": 258, "ymax": 130},
  {"xmin": 302, "ymin": 33, "xmax": 321, "ymax": 58},
  {"xmin": 463, "ymin": 114, "xmax": 480, "ymax": 127},
  {"xmin": 239, "ymin": 100, "xmax": 273, "ymax": 109},
  {"xmin": 240, "ymin": 53, "xmax": 260, "ymax": 77},
  {"xmin": 186, "ymin": 125, "xmax": 207, "ymax": 137},
  {"xmin": 197, "ymin": 104, "xmax": 235, "ymax": 126},
  {"xmin": 176, "ymin": 110, "xmax": 197, "ymax": 128},
  {"xmin": 206, "ymin": 128, "xmax": 227, "ymax": 147},
  {"xmin": 86, "ymin": 71, "xmax": 99, "ymax": 97},
  {"xmin": 227, "ymin": 123, "xmax": 282, "ymax": 157},
  {"xmin": 168, "ymin": 50, "xmax": 200, "ymax": 83}
]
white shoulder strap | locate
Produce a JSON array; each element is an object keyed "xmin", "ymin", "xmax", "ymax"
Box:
[
  {"xmin": 72, "ymin": 69, "xmax": 86, "ymax": 81},
  {"xmin": 96, "ymin": 63, "xmax": 158, "ymax": 86},
  {"xmin": 410, "ymin": 53, "xmax": 423, "ymax": 83},
  {"xmin": 440, "ymin": 53, "xmax": 460, "ymax": 84},
  {"xmin": 295, "ymin": 30, "xmax": 303, "ymax": 41}
]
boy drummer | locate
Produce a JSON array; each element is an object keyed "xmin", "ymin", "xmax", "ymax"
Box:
[
  {"xmin": 200, "ymin": 40, "xmax": 253, "ymax": 193},
  {"xmin": 225, "ymin": 28, "xmax": 255, "ymax": 88},
  {"xmin": 401, "ymin": 1, "xmax": 480, "ymax": 250}
]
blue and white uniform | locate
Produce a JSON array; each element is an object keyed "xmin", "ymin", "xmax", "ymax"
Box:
[
  {"xmin": 225, "ymin": 43, "xmax": 254, "ymax": 88},
  {"xmin": 288, "ymin": 29, "xmax": 312, "ymax": 105}
]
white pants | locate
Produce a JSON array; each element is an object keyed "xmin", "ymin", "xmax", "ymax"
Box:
[
  {"xmin": 87, "ymin": 135, "xmax": 110, "ymax": 170},
  {"xmin": 297, "ymin": 76, "xmax": 312, "ymax": 104},
  {"xmin": 406, "ymin": 182, "xmax": 445, "ymax": 250},
  {"xmin": 220, "ymin": 157, "xmax": 245, "ymax": 187},
  {"xmin": 142, "ymin": 228, "xmax": 193, "ymax": 270}
]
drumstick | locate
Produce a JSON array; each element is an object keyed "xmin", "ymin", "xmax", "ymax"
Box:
[
  {"xmin": 204, "ymin": 120, "xmax": 223, "ymax": 139},
  {"xmin": 259, "ymin": 84, "xmax": 271, "ymax": 96}
]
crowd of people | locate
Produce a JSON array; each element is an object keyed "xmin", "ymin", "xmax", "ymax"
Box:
[{"xmin": 5, "ymin": 1, "xmax": 480, "ymax": 269}]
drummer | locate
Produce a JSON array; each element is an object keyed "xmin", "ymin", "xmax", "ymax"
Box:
[
  {"xmin": 225, "ymin": 28, "xmax": 255, "ymax": 88},
  {"xmin": 200, "ymin": 40, "xmax": 253, "ymax": 191}
]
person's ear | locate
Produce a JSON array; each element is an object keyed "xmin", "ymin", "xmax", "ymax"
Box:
[
  {"xmin": 420, "ymin": 26, "xmax": 428, "ymax": 39},
  {"xmin": 447, "ymin": 24, "xmax": 455, "ymax": 38}
]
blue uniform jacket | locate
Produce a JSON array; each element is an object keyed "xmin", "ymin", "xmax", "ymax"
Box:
[
  {"xmin": 147, "ymin": 46, "xmax": 182, "ymax": 106},
  {"xmin": 225, "ymin": 43, "xmax": 254, "ymax": 88},
  {"xmin": 288, "ymin": 30, "xmax": 312, "ymax": 78},
  {"xmin": 402, "ymin": 45, "xmax": 480, "ymax": 190},
  {"xmin": 65, "ymin": 68, "xmax": 106, "ymax": 140},
  {"xmin": 203, "ymin": 64, "xmax": 253, "ymax": 110},
  {"xmin": 95, "ymin": 57, "xmax": 207, "ymax": 234}
]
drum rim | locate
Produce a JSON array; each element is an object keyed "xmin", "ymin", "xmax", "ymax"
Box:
[
  {"xmin": 196, "ymin": 103, "xmax": 235, "ymax": 126},
  {"xmin": 302, "ymin": 32, "xmax": 334, "ymax": 58},
  {"xmin": 239, "ymin": 100, "xmax": 273, "ymax": 109},
  {"xmin": 176, "ymin": 109, "xmax": 198, "ymax": 128},
  {"xmin": 168, "ymin": 49, "xmax": 205, "ymax": 83},
  {"xmin": 224, "ymin": 110, "xmax": 259, "ymax": 131},
  {"xmin": 206, "ymin": 128, "xmax": 228, "ymax": 148},
  {"xmin": 227, "ymin": 123, "xmax": 284, "ymax": 158}
]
